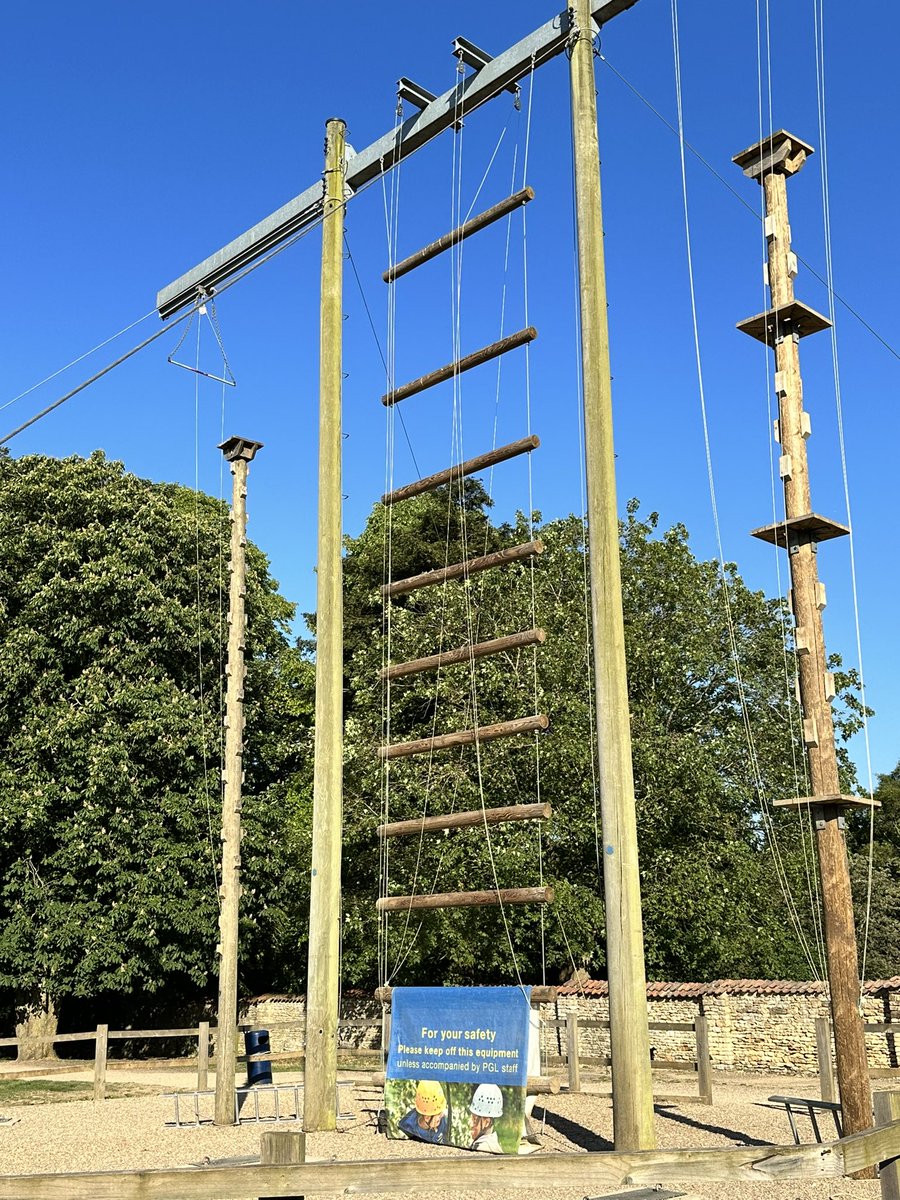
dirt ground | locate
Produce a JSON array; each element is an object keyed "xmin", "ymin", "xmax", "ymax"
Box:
[{"xmin": 0, "ymin": 1065, "xmax": 892, "ymax": 1199}]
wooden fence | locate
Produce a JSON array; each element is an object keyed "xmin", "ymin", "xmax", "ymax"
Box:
[
  {"xmin": 817, "ymin": 1017, "xmax": 900, "ymax": 1103},
  {"xmin": 544, "ymin": 1013, "xmax": 713, "ymax": 1104}
]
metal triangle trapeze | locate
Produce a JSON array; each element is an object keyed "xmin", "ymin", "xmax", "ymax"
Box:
[{"xmin": 166, "ymin": 290, "xmax": 237, "ymax": 387}]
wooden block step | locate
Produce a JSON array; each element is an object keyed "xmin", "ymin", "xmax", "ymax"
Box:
[
  {"xmin": 382, "ymin": 540, "xmax": 542, "ymax": 599},
  {"xmin": 383, "ymin": 187, "xmax": 534, "ymax": 283},
  {"xmin": 377, "ymin": 801, "xmax": 552, "ymax": 839},
  {"xmin": 379, "ymin": 714, "xmax": 549, "ymax": 760},
  {"xmin": 382, "ymin": 327, "xmax": 537, "ymax": 406},
  {"xmin": 381, "ymin": 435, "xmax": 539, "ymax": 506},
  {"xmin": 376, "ymin": 886, "xmax": 554, "ymax": 913},
  {"xmin": 380, "ymin": 627, "xmax": 545, "ymax": 680}
]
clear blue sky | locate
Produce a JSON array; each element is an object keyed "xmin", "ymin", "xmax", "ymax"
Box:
[{"xmin": 2, "ymin": 2, "xmax": 897, "ymax": 784}]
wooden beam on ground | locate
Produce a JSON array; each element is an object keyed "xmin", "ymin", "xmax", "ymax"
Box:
[
  {"xmin": 382, "ymin": 540, "xmax": 543, "ymax": 599},
  {"xmin": 384, "ymin": 188, "xmax": 535, "ymax": 282},
  {"xmin": 380, "ymin": 627, "xmax": 545, "ymax": 681},
  {"xmin": 376, "ymin": 886, "xmax": 553, "ymax": 912},
  {"xmin": 4, "ymin": 1120, "xmax": 900, "ymax": 1198},
  {"xmin": 381, "ymin": 436, "xmax": 540, "ymax": 507},
  {"xmin": 379, "ymin": 713, "xmax": 548, "ymax": 760},
  {"xmin": 382, "ymin": 327, "xmax": 537, "ymax": 406},
  {"xmin": 377, "ymin": 801, "xmax": 551, "ymax": 839}
]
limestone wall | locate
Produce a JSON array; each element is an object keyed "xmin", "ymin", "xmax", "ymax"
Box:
[{"xmin": 243, "ymin": 982, "xmax": 900, "ymax": 1076}]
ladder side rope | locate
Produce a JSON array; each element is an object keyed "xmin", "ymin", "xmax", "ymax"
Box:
[
  {"xmin": 753, "ymin": 0, "xmax": 825, "ymax": 977},
  {"xmin": 671, "ymin": 0, "xmax": 824, "ymax": 981},
  {"xmin": 812, "ymin": 0, "xmax": 877, "ymax": 994}
]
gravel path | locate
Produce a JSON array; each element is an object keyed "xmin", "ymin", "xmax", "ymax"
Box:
[{"xmin": 0, "ymin": 1068, "xmax": 890, "ymax": 1199}]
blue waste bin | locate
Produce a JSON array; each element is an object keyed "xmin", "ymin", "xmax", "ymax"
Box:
[{"xmin": 244, "ymin": 1028, "xmax": 273, "ymax": 1086}]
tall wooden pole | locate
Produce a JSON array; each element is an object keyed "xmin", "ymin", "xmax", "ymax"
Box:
[
  {"xmin": 214, "ymin": 434, "xmax": 263, "ymax": 1126},
  {"xmin": 734, "ymin": 131, "xmax": 873, "ymax": 1147},
  {"xmin": 304, "ymin": 116, "xmax": 346, "ymax": 1133},
  {"xmin": 569, "ymin": 0, "xmax": 655, "ymax": 1151}
]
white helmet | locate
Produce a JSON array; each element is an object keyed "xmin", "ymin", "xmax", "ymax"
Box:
[{"xmin": 470, "ymin": 1083, "xmax": 503, "ymax": 1118}]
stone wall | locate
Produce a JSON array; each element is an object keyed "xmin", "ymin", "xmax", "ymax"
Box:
[{"xmin": 243, "ymin": 981, "xmax": 900, "ymax": 1076}]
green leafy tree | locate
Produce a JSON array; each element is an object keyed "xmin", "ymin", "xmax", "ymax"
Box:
[
  {"xmin": 0, "ymin": 451, "xmax": 314, "ymax": 1041},
  {"xmin": 850, "ymin": 764, "xmax": 900, "ymax": 981},
  {"xmin": 340, "ymin": 489, "xmax": 860, "ymax": 987}
]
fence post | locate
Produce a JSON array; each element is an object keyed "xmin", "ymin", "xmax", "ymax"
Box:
[
  {"xmin": 259, "ymin": 1130, "xmax": 305, "ymax": 1200},
  {"xmin": 816, "ymin": 1016, "xmax": 837, "ymax": 1103},
  {"xmin": 695, "ymin": 1013, "xmax": 713, "ymax": 1105},
  {"xmin": 197, "ymin": 1021, "xmax": 210, "ymax": 1091},
  {"xmin": 381, "ymin": 1010, "xmax": 392, "ymax": 1058},
  {"xmin": 875, "ymin": 1091, "xmax": 900, "ymax": 1200},
  {"xmin": 566, "ymin": 1013, "xmax": 581, "ymax": 1094},
  {"xmin": 93, "ymin": 1024, "xmax": 108, "ymax": 1102}
]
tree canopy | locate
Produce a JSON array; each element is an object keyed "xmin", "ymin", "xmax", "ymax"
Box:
[
  {"xmin": 339, "ymin": 487, "xmax": 865, "ymax": 987},
  {"xmin": 0, "ymin": 451, "xmax": 314, "ymax": 1022}
]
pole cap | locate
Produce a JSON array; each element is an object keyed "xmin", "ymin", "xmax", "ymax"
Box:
[
  {"xmin": 733, "ymin": 130, "xmax": 814, "ymax": 181},
  {"xmin": 218, "ymin": 436, "xmax": 264, "ymax": 463}
]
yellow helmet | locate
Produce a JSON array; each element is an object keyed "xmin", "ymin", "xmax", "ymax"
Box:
[{"xmin": 414, "ymin": 1080, "xmax": 447, "ymax": 1116}]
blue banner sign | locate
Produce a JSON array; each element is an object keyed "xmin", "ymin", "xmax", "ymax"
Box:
[{"xmin": 387, "ymin": 985, "xmax": 531, "ymax": 1088}]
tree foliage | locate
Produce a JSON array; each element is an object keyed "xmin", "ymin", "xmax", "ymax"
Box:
[
  {"xmin": 339, "ymin": 488, "xmax": 863, "ymax": 986},
  {"xmin": 0, "ymin": 451, "xmax": 314, "ymax": 1016}
]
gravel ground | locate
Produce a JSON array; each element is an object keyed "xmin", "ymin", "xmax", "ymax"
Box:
[{"xmin": 0, "ymin": 1068, "xmax": 891, "ymax": 1199}]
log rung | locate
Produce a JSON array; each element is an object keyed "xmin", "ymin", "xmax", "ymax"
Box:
[
  {"xmin": 380, "ymin": 627, "xmax": 545, "ymax": 680},
  {"xmin": 379, "ymin": 713, "xmax": 549, "ymax": 760},
  {"xmin": 370, "ymin": 1071, "xmax": 558, "ymax": 1093},
  {"xmin": 383, "ymin": 187, "xmax": 534, "ymax": 283},
  {"xmin": 382, "ymin": 326, "xmax": 537, "ymax": 406},
  {"xmin": 376, "ymin": 886, "xmax": 554, "ymax": 913},
  {"xmin": 382, "ymin": 539, "xmax": 542, "ymax": 599},
  {"xmin": 377, "ymin": 801, "xmax": 552, "ymax": 839},
  {"xmin": 381, "ymin": 435, "xmax": 540, "ymax": 507},
  {"xmin": 374, "ymin": 984, "xmax": 558, "ymax": 1005}
]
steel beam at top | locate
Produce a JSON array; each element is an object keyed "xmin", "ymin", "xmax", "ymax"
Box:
[{"xmin": 156, "ymin": 0, "xmax": 638, "ymax": 320}]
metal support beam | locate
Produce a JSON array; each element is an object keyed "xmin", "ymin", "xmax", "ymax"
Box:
[{"xmin": 155, "ymin": 0, "xmax": 639, "ymax": 319}]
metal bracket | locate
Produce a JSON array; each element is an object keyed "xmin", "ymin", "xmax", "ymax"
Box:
[
  {"xmin": 453, "ymin": 35, "xmax": 521, "ymax": 102},
  {"xmin": 396, "ymin": 77, "xmax": 437, "ymax": 111}
]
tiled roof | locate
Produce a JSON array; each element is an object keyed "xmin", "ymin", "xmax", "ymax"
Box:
[{"xmin": 557, "ymin": 977, "xmax": 900, "ymax": 997}]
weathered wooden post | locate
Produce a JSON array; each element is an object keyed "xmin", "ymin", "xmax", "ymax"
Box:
[
  {"xmin": 304, "ymin": 116, "xmax": 346, "ymax": 1133},
  {"xmin": 875, "ymin": 1092, "xmax": 900, "ymax": 1200},
  {"xmin": 816, "ymin": 1015, "xmax": 837, "ymax": 1103},
  {"xmin": 569, "ymin": 0, "xmax": 655, "ymax": 1150},
  {"xmin": 93, "ymin": 1023, "xmax": 108, "ymax": 1102},
  {"xmin": 695, "ymin": 1012, "xmax": 713, "ymax": 1105},
  {"xmin": 734, "ymin": 131, "xmax": 874, "ymax": 1150},
  {"xmin": 214, "ymin": 434, "xmax": 264, "ymax": 1126},
  {"xmin": 197, "ymin": 1020, "xmax": 210, "ymax": 1092},
  {"xmin": 566, "ymin": 1013, "xmax": 582, "ymax": 1094}
]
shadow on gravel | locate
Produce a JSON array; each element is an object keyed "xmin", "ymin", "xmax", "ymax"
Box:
[
  {"xmin": 531, "ymin": 1107, "xmax": 614, "ymax": 1152},
  {"xmin": 655, "ymin": 1104, "xmax": 773, "ymax": 1148}
]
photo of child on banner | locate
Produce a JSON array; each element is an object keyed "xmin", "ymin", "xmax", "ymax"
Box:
[{"xmin": 384, "ymin": 986, "xmax": 536, "ymax": 1154}]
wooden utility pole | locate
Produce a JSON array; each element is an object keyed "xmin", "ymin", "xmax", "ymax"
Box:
[
  {"xmin": 304, "ymin": 116, "xmax": 346, "ymax": 1133},
  {"xmin": 214, "ymin": 434, "xmax": 263, "ymax": 1126},
  {"xmin": 734, "ymin": 130, "xmax": 874, "ymax": 1145},
  {"xmin": 569, "ymin": 0, "xmax": 655, "ymax": 1151}
]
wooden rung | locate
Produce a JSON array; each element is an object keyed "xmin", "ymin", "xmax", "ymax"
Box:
[
  {"xmin": 374, "ymin": 984, "xmax": 557, "ymax": 1005},
  {"xmin": 381, "ymin": 435, "xmax": 540, "ymax": 506},
  {"xmin": 379, "ymin": 713, "xmax": 549, "ymax": 761},
  {"xmin": 773, "ymin": 793, "xmax": 881, "ymax": 810},
  {"xmin": 380, "ymin": 627, "xmax": 546, "ymax": 680},
  {"xmin": 370, "ymin": 1072, "xmax": 558, "ymax": 1093},
  {"xmin": 382, "ymin": 539, "xmax": 543, "ymax": 599},
  {"xmin": 382, "ymin": 326, "xmax": 537, "ymax": 406},
  {"xmin": 377, "ymin": 801, "xmax": 552, "ymax": 839},
  {"xmin": 376, "ymin": 886, "xmax": 554, "ymax": 913},
  {"xmin": 383, "ymin": 187, "xmax": 535, "ymax": 283}
]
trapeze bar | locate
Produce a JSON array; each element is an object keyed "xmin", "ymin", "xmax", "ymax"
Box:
[
  {"xmin": 377, "ymin": 801, "xmax": 552, "ymax": 839},
  {"xmin": 736, "ymin": 299, "xmax": 832, "ymax": 345},
  {"xmin": 381, "ymin": 435, "xmax": 540, "ymax": 506},
  {"xmin": 375, "ymin": 885, "xmax": 554, "ymax": 913},
  {"xmin": 382, "ymin": 539, "xmax": 543, "ymax": 599},
  {"xmin": 374, "ymin": 984, "xmax": 558, "ymax": 1004},
  {"xmin": 751, "ymin": 513, "xmax": 850, "ymax": 548},
  {"xmin": 382, "ymin": 327, "xmax": 537, "ymax": 406},
  {"xmin": 379, "ymin": 713, "xmax": 549, "ymax": 760},
  {"xmin": 381, "ymin": 626, "xmax": 546, "ymax": 680},
  {"xmin": 383, "ymin": 188, "xmax": 534, "ymax": 283},
  {"xmin": 773, "ymin": 794, "xmax": 881, "ymax": 810}
]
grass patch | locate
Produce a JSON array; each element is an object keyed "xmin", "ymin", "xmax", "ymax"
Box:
[{"xmin": 0, "ymin": 1079, "xmax": 157, "ymax": 1106}]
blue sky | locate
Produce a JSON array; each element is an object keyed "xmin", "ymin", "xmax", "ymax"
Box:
[{"xmin": 2, "ymin": 1, "xmax": 897, "ymax": 784}]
